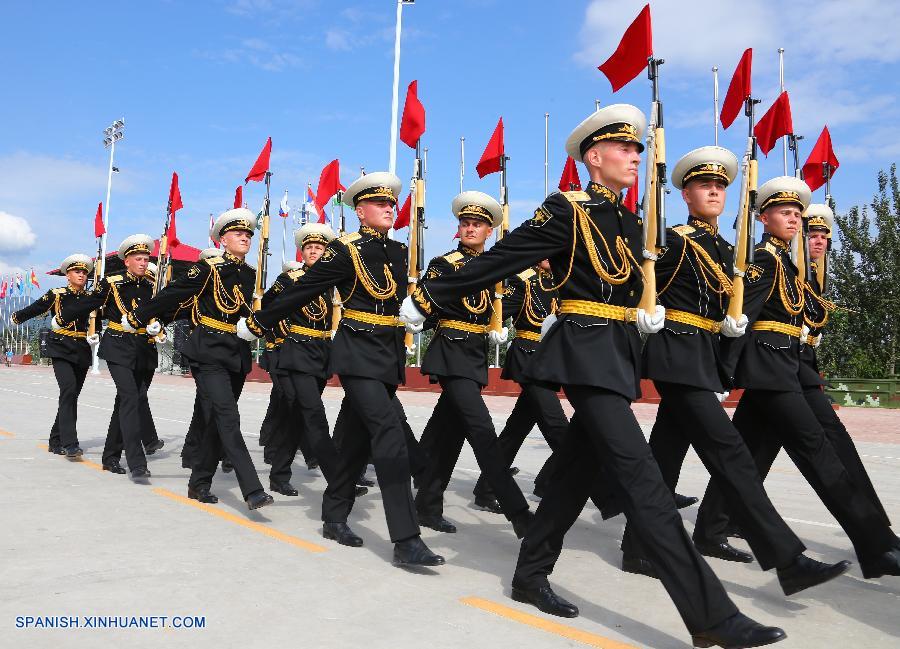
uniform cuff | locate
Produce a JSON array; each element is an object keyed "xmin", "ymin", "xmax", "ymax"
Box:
[
  {"xmin": 412, "ymin": 286, "xmax": 434, "ymax": 316},
  {"xmin": 246, "ymin": 314, "xmax": 265, "ymax": 337},
  {"xmin": 127, "ymin": 313, "xmax": 143, "ymax": 329}
]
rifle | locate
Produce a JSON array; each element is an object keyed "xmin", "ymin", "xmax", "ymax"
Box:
[
  {"xmin": 488, "ymin": 154, "xmax": 510, "ymax": 342},
  {"xmin": 252, "ymin": 172, "xmax": 272, "ymax": 311},
  {"xmin": 819, "ymin": 162, "xmax": 836, "ymax": 292},
  {"xmin": 154, "ymin": 196, "xmax": 175, "ymax": 298},
  {"xmin": 404, "ymin": 142, "xmax": 427, "ymax": 355},
  {"xmin": 788, "ymin": 133, "xmax": 814, "ymax": 284},
  {"xmin": 87, "ymin": 235, "xmax": 103, "ymax": 337},
  {"xmin": 637, "ymin": 57, "xmax": 667, "ymax": 313},
  {"xmin": 727, "ymin": 97, "xmax": 761, "ymax": 320},
  {"xmin": 330, "ymin": 190, "xmax": 346, "ymax": 335}
]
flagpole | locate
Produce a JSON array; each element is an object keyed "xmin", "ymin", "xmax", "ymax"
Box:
[
  {"xmin": 388, "ymin": 0, "xmax": 411, "ymax": 175},
  {"xmin": 459, "ymin": 137, "xmax": 465, "ymax": 192},
  {"xmin": 100, "ymin": 119, "xmax": 125, "ymax": 280},
  {"xmin": 595, "ymin": 99, "xmax": 601, "ymax": 112},
  {"xmin": 208, "ymin": 213, "xmax": 214, "ymax": 247},
  {"xmin": 778, "ymin": 48, "xmax": 787, "ymax": 176},
  {"xmin": 281, "ymin": 190, "xmax": 288, "ymax": 265},
  {"xmin": 544, "ymin": 112, "xmax": 550, "ymax": 197},
  {"xmin": 713, "ymin": 66, "xmax": 719, "ymax": 146}
]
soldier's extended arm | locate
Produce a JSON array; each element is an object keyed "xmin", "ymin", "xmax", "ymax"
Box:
[
  {"xmin": 11, "ymin": 290, "xmax": 56, "ymax": 324},
  {"xmin": 57, "ymin": 278, "xmax": 111, "ymax": 325},
  {"xmin": 130, "ymin": 262, "xmax": 212, "ymax": 327}
]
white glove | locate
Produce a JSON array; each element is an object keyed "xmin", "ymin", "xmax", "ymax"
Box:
[
  {"xmin": 153, "ymin": 333, "xmax": 167, "ymax": 344},
  {"xmin": 120, "ymin": 315, "xmax": 137, "ymax": 333},
  {"xmin": 405, "ymin": 342, "xmax": 416, "ymax": 355},
  {"xmin": 146, "ymin": 320, "xmax": 162, "ymax": 336},
  {"xmin": 719, "ymin": 314, "xmax": 748, "ymax": 338},
  {"xmin": 800, "ymin": 323, "xmax": 811, "ymax": 342},
  {"xmin": 715, "ymin": 391, "xmax": 729, "ymax": 404},
  {"xmin": 50, "ymin": 316, "xmax": 63, "ymax": 331},
  {"xmin": 399, "ymin": 295, "xmax": 426, "ymax": 326},
  {"xmin": 812, "ymin": 333, "xmax": 823, "ymax": 348},
  {"xmin": 87, "ymin": 334, "xmax": 100, "ymax": 348},
  {"xmin": 540, "ymin": 313, "xmax": 557, "ymax": 340},
  {"xmin": 405, "ymin": 321, "xmax": 423, "ymax": 334},
  {"xmin": 636, "ymin": 305, "xmax": 666, "ymax": 335},
  {"xmin": 236, "ymin": 317, "xmax": 258, "ymax": 342},
  {"xmin": 488, "ymin": 326, "xmax": 509, "ymax": 345},
  {"xmin": 330, "ymin": 329, "xmax": 337, "ymax": 341}
]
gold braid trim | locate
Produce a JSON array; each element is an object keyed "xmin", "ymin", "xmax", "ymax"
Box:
[
  {"xmin": 775, "ymin": 256, "xmax": 805, "ymax": 316},
  {"xmin": 211, "ymin": 264, "xmax": 246, "ymax": 315},
  {"xmin": 683, "ymin": 238, "xmax": 734, "ymax": 296},
  {"xmin": 522, "ymin": 279, "xmax": 548, "ymax": 327},
  {"xmin": 301, "ymin": 295, "xmax": 329, "ymax": 322},
  {"xmin": 345, "ymin": 243, "xmax": 397, "ymax": 300},
  {"xmin": 463, "ymin": 289, "xmax": 490, "ymax": 315},
  {"xmin": 803, "ymin": 282, "xmax": 836, "ymax": 328}
]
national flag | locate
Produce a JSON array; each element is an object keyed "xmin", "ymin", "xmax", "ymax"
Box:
[
  {"xmin": 558, "ymin": 156, "xmax": 582, "ymax": 192},
  {"xmin": 279, "ymin": 191, "xmax": 290, "ymax": 219},
  {"xmin": 234, "ymin": 185, "xmax": 243, "ymax": 209},
  {"xmin": 315, "ymin": 160, "xmax": 345, "ymax": 224},
  {"xmin": 245, "ymin": 137, "xmax": 272, "ymax": 183},
  {"xmin": 720, "ymin": 48, "xmax": 752, "ymax": 130},
  {"xmin": 802, "ymin": 126, "xmax": 840, "ymax": 191},
  {"xmin": 393, "ymin": 192, "xmax": 412, "ymax": 230},
  {"xmin": 93, "ymin": 202, "xmax": 105, "ymax": 238},
  {"xmin": 29, "ymin": 269, "xmax": 39, "ymax": 288},
  {"xmin": 476, "ymin": 117, "xmax": 504, "ymax": 178},
  {"xmin": 623, "ymin": 173, "xmax": 639, "ymax": 213},
  {"xmin": 168, "ymin": 172, "xmax": 183, "ymax": 247},
  {"xmin": 399, "ymin": 80, "xmax": 426, "ymax": 148},
  {"xmin": 0, "ymin": 280, "xmax": 7, "ymax": 299},
  {"xmin": 306, "ymin": 185, "xmax": 315, "ymax": 204},
  {"xmin": 754, "ymin": 91, "xmax": 793, "ymax": 156},
  {"xmin": 15, "ymin": 274, "xmax": 24, "ymax": 296},
  {"xmin": 597, "ymin": 4, "xmax": 653, "ymax": 92}
]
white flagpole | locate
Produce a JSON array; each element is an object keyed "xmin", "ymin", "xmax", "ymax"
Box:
[
  {"xmin": 779, "ymin": 48, "xmax": 787, "ymax": 176},
  {"xmin": 459, "ymin": 137, "xmax": 465, "ymax": 193},
  {"xmin": 389, "ymin": 0, "xmax": 411, "ymax": 175},
  {"xmin": 713, "ymin": 66, "xmax": 720, "ymax": 146},
  {"xmin": 281, "ymin": 190, "xmax": 288, "ymax": 265},
  {"xmin": 544, "ymin": 112, "xmax": 550, "ymax": 197}
]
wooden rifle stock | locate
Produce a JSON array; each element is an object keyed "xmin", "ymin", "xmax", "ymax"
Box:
[
  {"xmin": 727, "ymin": 150, "xmax": 758, "ymax": 319},
  {"xmin": 404, "ymin": 168, "xmax": 425, "ymax": 351},
  {"xmin": 253, "ymin": 173, "xmax": 272, "ymax": 311}
]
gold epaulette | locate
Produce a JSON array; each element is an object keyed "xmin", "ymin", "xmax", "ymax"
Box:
[
  {"xmin": 106, "ymin": 274, "xmax": 123, "ymax": 284},
  {"xmin": 516, "ymin": 268, "xmax": 537, "ymax": 282},
  {"xmin": 338, "ymin": 232, "xmax": 361, "ymax": 244},
  {"xmin": 443, "ymin": 251, "xmax": 464, "ymax": 264},
  {"xmin": 562, "ymin": 190, "xmax": 591, "ymax": 201},
  {"xmin": 204, "ymin": 256, "xmax": 224, "ymax": 266},
  {"xmin": 287, "ymin": 268, "xmax": 306, "ymax": 280},
  {"xmin": 672, "ymin": 225, "xmax": 696, "ymax": 236},
  {"xmin": 51, "ymin": 287, "xmax": 66, "ymax": 295},
  {"xmin": 763, "ymin": 242, "xmax": 778, "ymax": 255}
]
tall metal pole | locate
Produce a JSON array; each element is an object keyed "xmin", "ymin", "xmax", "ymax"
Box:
[
  {"xmin": 388, "ymin": 0, "xmax": 409, "ymax": 175},
  {"xmin": 281, "ymin": 190, "xmax": 288, "ymax": 266},
  {"xmin": 779, "ymin": 48, "xmax": 788, "ymax": 176},
  {"xmin": 713, "ymin": 66, "xmax": 720, "ymax": 146},
  {"xmin": 544, "ymin": 112, "xmax": 549, "ymax": 197},
  {"xmin": 595, "ymin": 99, "xmax": 601, "ymax": 112},
  {"xmin": 459, "ymin": 137, "xmax": 465, "ymax": 193}
]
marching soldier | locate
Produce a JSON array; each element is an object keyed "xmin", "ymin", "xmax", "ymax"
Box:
[
  {"xmin": 125, "ymin": 209, "xmax": 274, "ymax": 510},
  {"xmin": 262, "ymin": 224, "xmax": 346, "ymax": 496},
  {"xmin": 413, "ymin": 191, "xmax": 532, "ymax": 536},
  {"xmin": 243, "ymin": 172, "xmax": 443, "ymax": 567},
  {"xmin": 14, "ymin": 254, "xmax": 96, "ymax": 459},
  {"xmin": 401, "ymin": 106, "xmax": 787, "ymax": 647},
  {"xmin": 471, "ymin": 259, "xmax": 564, "ymax": 506},
  {"xmin": 610, "ymin": 147, "xmax": 849, "ymax": 596},
  {"xmin": 692, "ymin": 177, "xmax": 900, "ymax": 579}
]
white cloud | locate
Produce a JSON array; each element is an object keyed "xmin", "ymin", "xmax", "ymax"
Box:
[
  {"xmin": 0, "ymin": 212, "xmax": 37, "ymax": 253},
  {"xmin": 193, "ymin": 38, "xmax": 303, "ymax": 72},
  {"xmin": 325, "ymin": 29, "xmax": 353, "ymax": 52},
  {"xmin": 0, "ymin": 260, "xmax": 26, "ymax": 277}
]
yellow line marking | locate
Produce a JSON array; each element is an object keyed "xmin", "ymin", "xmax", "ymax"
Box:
[
  {"xmin": 36, "ymin": 444, "xmax": 103, "ymax": 471},
  {"xmin": 152, "ymin": 487, "xmax": 327, "ymax": 553},
  {"xmin": 0, "ymin": 430, "xmax": 14, "ymax": 438},
  {"xmin": 460, "ymin": 597, "xmax": 640, "ymax": 649}
]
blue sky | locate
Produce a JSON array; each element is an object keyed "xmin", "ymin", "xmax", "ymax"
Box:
[{"xmin": 2, "ymin": 0, "xmax": 899, "ymax": 288}]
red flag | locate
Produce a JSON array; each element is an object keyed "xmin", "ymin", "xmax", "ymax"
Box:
[
  {"xmin": 393, "ymin": 192, "xmax": 412, "ymax": 230},
  {"xmin": 476, "ymin": 118, "xmax": 504, "ymax": 178},
  {"xmin": 233, "ymin": 185, "xmax": 243, "ymax": 209},
  {"xmin": 315, "ymin": 159, "xmax": 345, "ymax": 224},
  {"xmin": 754, "ymin": 91, "xmax": 793, "ymax": 156},
  {"xmin": 168, "ymin": 172, "xmax": 183, "ymax": 247},
  {"xmin": 597, "ymin": 4, "xmax": 652, "ymax": 93},
  {"xmin": 720, "ymin": 48, "xmax": 752, "ymax": 130},
  {"xmin": 0, "ymin": 281, "xmax": 6, "ymax": 299},
  {"xmin": 802, "ymin": 126, "xmax": 840, "ymax": 191},
  {"xmin": 623, "ymin": 172, "xmax": 639, "ymax": 213},
  {"xmin": 558, "ymin": 157, "xmax": 582, "ymax": 192},
  {"xmin": 245, "ymin": 136, "xmax": 272, "ymax": 183},
  {"xmin": 94, "ymin": 202, "xmax": 105, "ymax": 238},
  {"xmin": 399, "ymin": 80, "xmax": 426, "ymax": 148},
  {"xmin": 295, "ymin": 248, "xmax": 302, "ymax": 262}
]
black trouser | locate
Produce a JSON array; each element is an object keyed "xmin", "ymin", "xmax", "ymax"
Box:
[
  {"xmin": 322, "ymin": 376, "xmax": 419, "ymax": 542},
  {"xmin": 188, "ymin": 363, "xmax": 263, "ymax": 499},
  {"xmin": 259, "ymin": 378, "xmax": 281, "ymax": 452},
  {"xmin": 473, "ymin": 382, "xmax": 568, "ymax": 498},
  {"xmin": 620, "ymin": 381, "xmax": 805, "ymax": 570},
  {"xmin": 694, "ymin": 389, "xmax": 898, "ymax": 563},
  {"xmin": 50, "ymin": 359, "xmax": 88, "ymax": 449},
  {"xmin": 270, "ymin": 373, "xmax": 335, "ymax": 484},
  {"xmin": 415, "ymin": 376, "xmax": 529, "ymax": 520},
  {"xmin": 181, "ymin": 391, "xmax": 209, "ymax": 465},
  {"xmin": 514, "ymin": 385, "xmax": 737, "ymax": 635},
  {"xmin": 103, "ymin": 361, "xmax": 155, "ymax": 470}
]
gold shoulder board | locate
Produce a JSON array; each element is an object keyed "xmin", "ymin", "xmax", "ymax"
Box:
[
  {"xmin": 287, "ymin": 268, "xmax": 306, "ymax": 280},
  {"xmin": 672, "ymin": 225, "xmax": 695, "ymax": 236},
  {"xmin": 516, "ymin": 268, "xmax": 537, "ymax": 281},
  {"xmin": 52, "ymin": 288, "xmax": 66, "ymax": 295},
  {"xmin": 443, "ymin": 251, "xmax": 464, "ymax": 264},
  {"xmin": 105, "ymin": 274, "xmax": 123, "ymax": 283},
  {"xmin": 204, "ymin": 256, "xmax": 224, "ymax": 266},
  {"xmin": 562, "ymin": 190, "xmax": 591, "ymax": 201},
  {"xmin": 764, "ymin": 242, "xmax": 778, "ymax": 256},
  {"xmin": 339, "ymin": 232, "xmax": 362, "ymax": 244}
]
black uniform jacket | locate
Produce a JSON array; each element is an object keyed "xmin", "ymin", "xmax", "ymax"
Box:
[
  {"xmin": 642, "ymin": 218, "xmax": 735, "ymax": 392},
  {"xmin": 263, "ymin": 267, "xmax": 332, "ymax": 380},
  {"xmin": 251, "ymin": 226, "xmax": 408, "ymax": 386},
  {"xmin": 415, "ymin": 182, "xmax": 645, "ymax": 400},
  {"xmin": 420, "ymin": 245, "xmax": 494, "ymax": 386},
  {"xmin": 130, "ymin": 252, "xmax": 256, "ymax": 375},
  {"xmin": 59, "ymin": 272, "xmax": 158, "ymax": 370},
  {"xmin": 723, "ymin": 233, "xmax": 806, "ymax": 392},
  {"xmin": 13, "ymin": 286, "xmax": 92, "ymax": 368},
  {"xmin": 798, "ymin": 262, "xmax": 831, "ymax": 388},
  {"xmin": 501, "ymin": 267, "xmax": 558, "ymax": 384}
]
